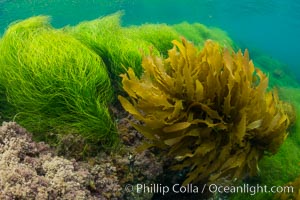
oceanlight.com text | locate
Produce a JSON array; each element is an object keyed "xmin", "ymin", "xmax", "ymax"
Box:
[{"xmin": 208, "ymin": 183, "xmax": 293, "ymax": 196}]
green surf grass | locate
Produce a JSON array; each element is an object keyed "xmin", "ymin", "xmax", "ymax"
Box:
[
  {"xmin": 64, "ymin": 12, "xmax": 158, "ymax": 93},
  {"xmin": 123, "ymin": 23, "xmax": 180, "ymax": 56},
  {"xmin": 0, "ymin": 16, "xmax": 117, "ymax": 147},
  {"xmin": 172, "ymin": 21, "xmax": 235, "ymax": 49},
  {"xmin": 0, "ymin": 83, "xmax": 15, "ymax": 122}
]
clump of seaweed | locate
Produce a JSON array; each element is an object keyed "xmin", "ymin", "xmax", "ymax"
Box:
[
  {"xmin": 123, "ymin": 23, "xmax": 180, "ymax": 56},
  {"xmin": 172, "ymin": 22, "xmax": 235, "ymax": 49},
  {"xmin": 0, "ymin": 16, "xmax": 117, "ymax": 147},
  {"xmin": 119, "ymin": 38, "xmax": 290, "ymax": 185},
  {"xmin": 65, "ymin": 12, "xmax": 158, "ymax": 92},
  {"xmin": 0, "ymin": 83, "xmax": 15, "ymax": 122}
]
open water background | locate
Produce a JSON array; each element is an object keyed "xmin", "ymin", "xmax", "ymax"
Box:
[{"xmin": 0, "ymin": 0, "xmax": 299, "ymax": 80}]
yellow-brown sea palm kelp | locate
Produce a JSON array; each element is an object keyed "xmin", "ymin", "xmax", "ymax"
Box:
[
  {"xmin": 275, "ymin": 176, "xmax": 300, "ymax": 200},
  {"xmin": 119, "ymin": 38, "xmax": 290, "ymax": 184}
]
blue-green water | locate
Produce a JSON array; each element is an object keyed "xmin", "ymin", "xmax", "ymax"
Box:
[{"xmin": 0, "ymin": 0, "xmax": 300, "ymax": 79}]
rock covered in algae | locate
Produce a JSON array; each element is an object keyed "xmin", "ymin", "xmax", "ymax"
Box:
[
  {"xmin": 0, "ymin": 119, "xmax": 164, "ymax": 199},
  {"xmin": 119, "ymin": 38, "xmax": 291, "ymax": 185},
  {"xmin": 0, "ymin": 122, "xmax": 122, "ymax": 199}
]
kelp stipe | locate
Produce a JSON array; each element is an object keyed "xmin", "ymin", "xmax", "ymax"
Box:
[{"xmin": 119, "ymin": 38, "xmax": 290, "ymax": 185}]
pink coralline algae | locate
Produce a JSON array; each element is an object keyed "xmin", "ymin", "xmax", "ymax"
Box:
[{"xmin": 0, "ymin": 122, "xmax": 122, "ymax": 200}]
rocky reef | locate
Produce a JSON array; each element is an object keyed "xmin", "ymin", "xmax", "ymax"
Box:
[{"xmin": 0, "ymin": 120, "xmax": 163, "ymax": 199}]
